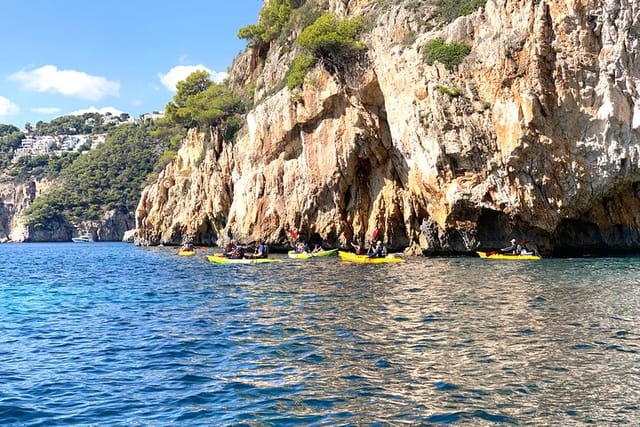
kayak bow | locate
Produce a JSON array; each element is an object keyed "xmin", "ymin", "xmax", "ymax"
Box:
[
  {"xmin": 288, "ymin": 248, "xmax": 339, "ymax": 259},
  {"xmin": 338, "ymin": 251, "xmax": 405, "ymax": 263},
  {"xmin": 477, "ymin": 251, "xmax": 541, "ymax": 261},
  {"xmin": 206, "ymin": 255, "xmax": 281, "ymax": 264}
]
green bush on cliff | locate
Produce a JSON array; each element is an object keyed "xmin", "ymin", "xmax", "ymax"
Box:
[
  {"xmin": 435, "ymin": 0, "xmax": 487, "ymax": 22},
  {"xmin": 422, "ymin": 38, "xmax": 471, "ymax": 69},
  {"xmin": 296, "ymin": 13, "xmax": 366, "ymax": 66},
  {"xmin": 164, "ymin": 70, "xmax": 247, "ymax": 135},
  {"xmin": 286, "ymin": 13, "xmax": 367, "ymax": 89},
  {"xmin": 286, "ymin": 53, "xmax": 317, "ymax": 90}
]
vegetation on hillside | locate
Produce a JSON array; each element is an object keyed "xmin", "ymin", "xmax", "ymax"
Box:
[
  {"xmin": 25, "ymin": 120, "xmax": 182, "ymax": 228},
  {"xmin": 30, "ymin": 112, "xmax": 130, "ymax": 136},
  {"xmin": 0, "ymin": 124, "xmax": 24, "ymax": 169},
  {"xmin": 422, "ymin": 38, "xmax": 471, "ymax": 69},
  {"xmin": 237, "ymin": 0, "xmax": 309, "ymax": 46},
  {"xmin": 9, "ymin": 152, "xmax": 81, "ymax": 181},
  {"xmin": 435, "ymin": 0, "xmax": 487, "ymax": 22}
]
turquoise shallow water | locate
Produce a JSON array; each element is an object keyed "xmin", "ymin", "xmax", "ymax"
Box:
[{"xmin": 1, "ymin": 243, "xmax": 639, "ymax": 426}]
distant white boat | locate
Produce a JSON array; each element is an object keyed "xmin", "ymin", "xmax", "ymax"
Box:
[{"xmin": 72, "ymin": 234, "xmax": 94, "ymax": 243}]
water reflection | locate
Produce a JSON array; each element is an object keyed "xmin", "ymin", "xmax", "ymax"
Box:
[
  {"xmin": 3, "ymin": 245, "xmax": 640, "ymax": 425},
  {"xmin": 221, "ymin": 256, "xmax": 640, "ymax": 424}
]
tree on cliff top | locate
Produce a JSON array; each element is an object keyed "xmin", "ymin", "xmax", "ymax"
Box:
[
  {"xmin": 286, "ymin": 13, "xmax": 367, "ymax": 89},
  {"xmin": 237, "ymin": 0, "xmax": 308, "ymax": 46},
  {"xmin": 164, "ymin": 70, "xmax": 247, "ymax": 137}
]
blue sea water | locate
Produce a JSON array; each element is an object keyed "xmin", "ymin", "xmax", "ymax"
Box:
[{"xmin": 1, "ymin": 242, "xmax": 639, "ymax": 426}]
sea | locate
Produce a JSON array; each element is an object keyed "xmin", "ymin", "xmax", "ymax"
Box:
[{"xmin": 1, "ymin": 242, "xmax": 639, "ymax": 426}]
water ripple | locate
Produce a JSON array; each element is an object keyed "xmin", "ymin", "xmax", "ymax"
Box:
[{"xmin": 1, "ymin": 245, "xmax": 640, "ymax": 425}]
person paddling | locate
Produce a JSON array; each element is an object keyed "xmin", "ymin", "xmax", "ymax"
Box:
[
  {"xmin": 350, "ymin": 240, "xmax": 366, "ymax": 255},
  {"xmin": 252, "ymin": 240, "xmax": 268, "ymax": 258},
  {"xmin": 368, "ymin": 241, "xmax": 385, "ymax": 258},
  {"xmin": 500, "ymin": 239, "xmax": 520, "ymax": 254}
]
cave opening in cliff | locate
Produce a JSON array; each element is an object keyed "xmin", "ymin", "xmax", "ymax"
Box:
[{"xmin": 476, "ymin": 208, "xmax": 513, "ymax": 248}]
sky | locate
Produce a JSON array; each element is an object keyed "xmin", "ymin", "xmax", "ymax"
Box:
[{"xmin": 0, "ymin": 0, "xmax": 264, "ymax": 129}]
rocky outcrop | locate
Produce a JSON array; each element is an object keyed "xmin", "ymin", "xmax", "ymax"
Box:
[
  {"xmin": 0, "ymin": 178, "xmax": 135, "ymax": 242},
  {"xmin": 135, "ymin": 0, "xmax": 640, "ymax": 256}
]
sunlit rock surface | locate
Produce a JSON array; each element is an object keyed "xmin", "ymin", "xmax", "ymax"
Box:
[{"xmin": 135, "ymin": 0, "xmax": 640, "ymax": 255}]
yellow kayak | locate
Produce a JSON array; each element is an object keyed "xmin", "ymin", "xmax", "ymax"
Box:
[
  {"xmin": 338, "ymin": 251, "xmax": 405, "ymax": 263},
  {"xmin": 477, "ymin": 251, "xmax": 541, "ymax": 261},
  {"xmin": 178, "ymin": 250, "xmax": 196, "ymax": 256},
  {"xmin": 288, "ymin": 248, "xmax": 339, "ymax": 259},
  {"xmin": 206, "ymin": 255, "xmax": 281, "ymax": 264}
]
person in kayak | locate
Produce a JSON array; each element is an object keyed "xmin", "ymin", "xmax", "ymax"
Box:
[
  {"xmin": 251, "ymin": 240, "xmax": 268, "ymax": 258},
  {"xmin": 294, "ymin": 240, "xmax": 309, "ymax": 253},
  {"xmin": 350, "ymin": 240, "xmax": 367, "ymax": 255},
  {"xmin": 500, "ymin": 239, "xmax": 520, "ymax": 254},
  {"xmin": 230, "ymin": 245, "xmax": 245, "ymax": 259},
  {"xmin": 368, "ymin": 241, "xmax": 385, "ymax": 257},
  {"xmin": 220, "ymin": 241, "xmax": 235, "ymax": 257}
]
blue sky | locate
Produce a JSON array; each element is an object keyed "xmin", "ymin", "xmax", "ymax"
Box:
[{"xmin": 0, "ymin": 0, "xmax": 263, "ymax": 128}]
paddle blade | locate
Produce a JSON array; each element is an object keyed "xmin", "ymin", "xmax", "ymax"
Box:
[
  {"xmin": 371, "ymin": 228, "xmax": 379, "ymax": 240},
  {"xmin": 289, "ymin": 230, "xmax": 298, "ymax": 240}
]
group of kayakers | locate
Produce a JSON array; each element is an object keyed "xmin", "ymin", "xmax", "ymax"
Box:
[
  {"xmin": 219, "ymin": 240, "xmax": 269, "ymax": 259},
  {"xmin": 292, "ymin": 241, "xmax": 326, "ymax": 255},
  {"xmin": 349, "ymin": 239, "xmax": 387, "ymax": 258},
  {"xmin": 183, "ymin": 236, "xmax": 533, "ymax": 258}
]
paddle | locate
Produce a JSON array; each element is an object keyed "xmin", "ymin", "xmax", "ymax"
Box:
[
  {"xmin": 371, "ymin": 228, "xmax": 379, "ymax": 241},
  {"xmin": 487, "ymin": 240, "xmax": 531, "ymax": 256}
]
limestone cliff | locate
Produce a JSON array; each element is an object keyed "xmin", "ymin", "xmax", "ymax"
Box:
[
  {"xmin": 135, "ymin": 0, "xmax": 640, "ymax": 256},
  {"xmin": 0, "ymin": 178, "xmax": 134, "ymax": 242}
]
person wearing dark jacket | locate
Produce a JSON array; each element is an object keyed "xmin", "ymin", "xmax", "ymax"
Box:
[
  {"xmin": 368, "ymin": 241, "xmax": 385, "ymax": 257},
  {"xmin": 500, "ymin": 239, "xmax": 520, "ymax": 254}
]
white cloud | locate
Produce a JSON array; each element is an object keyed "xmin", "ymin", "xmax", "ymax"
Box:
[
  {"xmin": 8, "ymin": 65, "xmax": 120, "ymax": 101},
  {"xmin": 158, "ymin": 65, "xmax": 228, "ymax": 92},
  {"xmin": 0, "ymin": 96, "xmax": 20, "ymax": 116},
  {"xmin": 32, "ymin": 107, "xmax": 61, "ymax": 114},
  {"xmin": 68, "ymin": 106, "xmax": 126, "ymax": 117}
]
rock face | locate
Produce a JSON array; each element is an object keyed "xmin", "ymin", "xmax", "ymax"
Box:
[
  {"xmin": 0, "ymin": 180, "xmax": 44, "ymax": 242},
  {"xmin": 135, "ymin": 0, "xmax": 640, "ymax": 256},
  {"xmin": 0, "ymin": 179, "xmax": 135, "ymax": 242}
]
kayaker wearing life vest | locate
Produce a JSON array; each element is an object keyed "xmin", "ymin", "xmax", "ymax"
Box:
[
  {"xmin": 367, "ymin": 241, "xmax": 385, "ymax": 258},
  {"xmin": 252, "ymin": 240, "xmax": 268, "ymax": 258},
  {"xmin": 500, "ymin": 239, "xmax": 520, "ymax": 254}
]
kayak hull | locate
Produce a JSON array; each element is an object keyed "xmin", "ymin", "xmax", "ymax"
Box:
[
  {"xmin": 311, "ymin": 248, "xmax": 339, "ymax": 257},
  {"xmin": 178, "ymin": 250, "xmax": 196, "ymax": 256},
  {"xmin": 477, "ymin": 251, "xmax": 541, "ymax": 261},
  {"xmin": 288, "ymin": 251, "xmax": 313, "ymax": 259},
  {"xmin": 338, "ymin": 251, "xmax": 405, "ymax": 263},
  {"xmin": 206, "ymin": 255, "xmax": 281, "ymax": 264},
  {"xmin": 288, "ymin": 248, "xmax": 339, "ymax": 259}
]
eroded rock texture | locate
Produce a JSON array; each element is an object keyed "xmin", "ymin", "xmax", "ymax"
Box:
[{"xmin": 136, "ymin": 0, "xmax": 640, "ymax": 255}]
